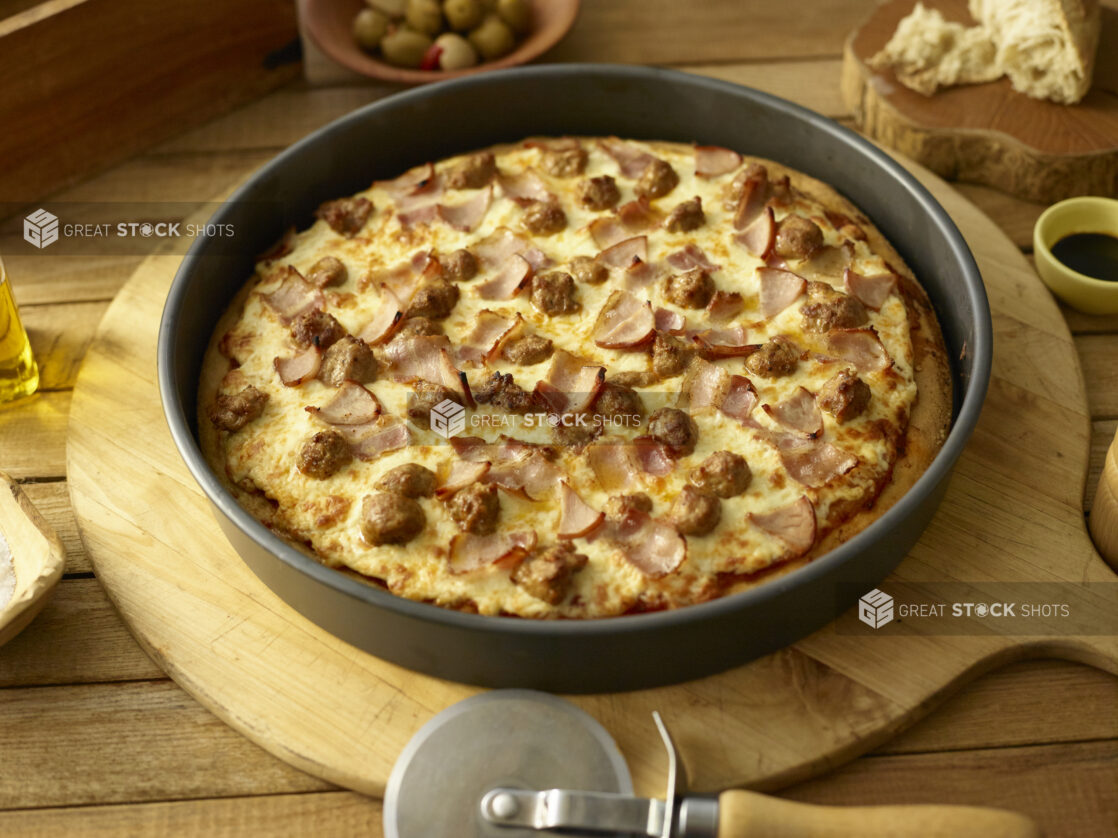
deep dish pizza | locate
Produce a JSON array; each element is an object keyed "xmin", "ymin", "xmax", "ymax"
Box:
[{"xmin": 199, "ymin": 137, "xmax": 951, "ymax": 618}]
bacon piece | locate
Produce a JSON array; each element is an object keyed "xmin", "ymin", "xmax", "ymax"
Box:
[
  {"xmin": 666, "ymin": 244, "xmax": 720, "ymax": 273},
  {"xmin": 382, "ymin": 335, "xmax": 464, "ymax": 395},
  {"xmin": 749, "ymin": 496, "xmax": 816, "ymax": 556},
  {"xmin": 720, "ymin": 375, "xmax": 759, "ymax": 424},
  {"xmin": 357, "ymin": 286, "xmax": 405, "ymax": 345},
  {"xmin": 486, "ymin": 451, "xmax": 564, "ymax": 501},
  {"xmin": 774, "ymin": 433, "xmax": 857, "ymax": 488},
  {"xmin": 598, "ymin": 138, "xmax": 654, "ymax": 178},
  {"xmin": 274, "ymin": 347, "xmax": 321, "ymax": 386},
  {"xmin": 758, "ymin": 267, "xmax": 807, "ymax": 319},
  {"xmin": 499, "ymin": 170, "xmax": 554, "ymax": 205},
  {"xmin": 844, "ymin": 268, "xmax": 897, "ymax": 310},
  {"xmin": 437, "ymin": 459, "xmax": 492, "ymax": 497},
  {"xmin": 617, "ymin": 197, "xmax": 660, "ymax": 232},
  {"xmin": 632, "ymin": 436, "xmax": 675, "ymax": 476},
  {"xmin": 458, "ymin": 310, "xmax": 521, "ymax": 365},
  {"xmin": 437, "ymin": 185, "xmax": 492, "ymax": 231},
  {"xmin": 593, "ymin": 290, "xmax": 655, "ymax": 349},
  {"xmin": 597, "ymin": 235, "xmax": 648, "ymax": 270},
  {"xmin": 337, "ymin": 415, "xmax": 409, "ymax": 461},
  {"xmin": 695, "ymin": 145, "xmax": 742, "ymax": 177},
  {"xmin": 307, "ymin": 381, "xmax": 382, "ymax": 425},
  {"xmin": 654, "ymin": 307, "xmax": 687, "ymax": 334},
  {"xmin": 261, "ymin": 270, "xmax": 323, "ymax": 324},
  {"xmin": 397, "ymin": 203, "xmax": 439, "ymax": 228},
  {"xmin": 735, "ymin": 206, "xmax": 775, "ymax": 259},
  {"xmin": 621, "ymin": 259, "xmax": 661, "ymax": 292},
  {"xmin": 605, "ymin": 511, "xmax": 686, "ymax": 578},
  {"xmin": 474, "ymin": 228, "xmax": 529, "ymax": 269},
  {"xmin": 826, "ymin": 328, "xmax": 891, "ymax": 372},
  {"xmin": 449, "ymin": 531, "xmax": 537, "ymax": 574},
  {"xmin": 707, "ymin": 290, "xmax": 744, "ymax": 322},
  {"xmin": 682, "ymin": 358, "xmax": 732, "ymax": 410},
  {"xmin": 377, "ymin": 162, "xmax": 438, "ymax": 199},
  {"xmin": 520, "ymin": 247, "xmax": 552, "ymax": 271},
  {"xmin": 762, "ymin": 386, "xmax": 822, "ymax": 437},
  {"xmin": 588, "ymin": 216, "xmax": 630, "ymax": 249},
  {"xmin": 587, "ymin": 440, "xmax": 642, "ymax": 493},
  {"xmin": 800, "ymin": 242, "xmax": 854, "ymax": 282},
  {"xmin": 732, "ymin": 171, "xmax": 769, "ymax": 230},
  {"xmin": 691, "ymin": 325, "xmax": 758, "ymax": 358},
  {"xmin": 558, "ymin": 482, "xmax": 605, "ymax": 539},
  {"xmin": 542, "ymin": 350, "xmax": 606, "ymax": 413},
  {"xmin": 476, "ymin": 254, "xmax": 532, "ymax": 301}
]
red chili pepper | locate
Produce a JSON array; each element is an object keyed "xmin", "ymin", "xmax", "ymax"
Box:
[{"xmin": 420, "ymin": 43, "xmax": 443, "ymax": 71}]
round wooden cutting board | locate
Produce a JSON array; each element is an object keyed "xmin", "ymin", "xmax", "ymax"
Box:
[
  {"xmin": 842, "ymin": 0, "xmax": 1118, "ymax": 203},
  {"xmin": 67, "ymin": 157, "xmax": 1118, "ymax": 802}
]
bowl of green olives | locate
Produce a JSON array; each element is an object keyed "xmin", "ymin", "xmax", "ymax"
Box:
[{"xmin": 304, "ymin": 0, "xmax": 580, "ymax": 84}]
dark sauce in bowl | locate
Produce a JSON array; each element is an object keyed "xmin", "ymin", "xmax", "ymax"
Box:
[{"xmin": 1050, "ymin": 232, "xmax": 1118, "ymax": 281}]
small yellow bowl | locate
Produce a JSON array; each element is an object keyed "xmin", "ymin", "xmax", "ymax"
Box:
[{"xmin": 1033, "ymin": 196, "xmax": 1118, "ymax": 315}]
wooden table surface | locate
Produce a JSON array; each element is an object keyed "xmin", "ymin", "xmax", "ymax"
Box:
[{"xmin": 1, "ymin": 2, "xmax": 1116, "ymax": 835}]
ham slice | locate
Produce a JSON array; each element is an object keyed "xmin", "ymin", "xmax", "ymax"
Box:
[
  {"xmin": 520, "ymin": 247, "xmax": 552, "ymax": 272},
  {"xmin": 735, "ymin": 206, "xmax": 775, "ymax": 259},
  {"xmin": 476, "ymin": 254, "xmax": 532, "ymax": 300},
  {"xmin": 397, "ymin": 203, "xmax": 439, "ymax": 228},
  {"xmin": 274, "ymin": 347, "xmax": 321, "ymax": 386},
  {"xmin": 732, "ymin": 171, "xmax": 769, "ymax": 230},
  {"xmin": 762, "ymin": 386, "xmax": 822, "ymax": 437},
  {"xmin": 617, "ymin": 197, "xmax": 660, "ymax": 232},
  {"xmin": 542, "ymin": 351, "xmax": 606, "ymax": 413},
  {"xmin": 458, "ymin": 310, "xmax": 521, "ymax": 365},
  {"xmin": 632, "ymin": 436, "xmax": 675, "ymax": 475},
  {"xmin": 377, "ymin": 162, "xmax": 438, "ymax": 199},
  {"xmin": 826, "ymin": 328, "xmax": 891, "ymax": 372},
  {"xmin": 588, "ymin": 216, "xmax": 631, "ymax": 249},
  {"xmin": 383, "ymin": 334, "xmax": 453, "ymax": 382},
  {"xmin": 437, "ymin": 185, "xmax": 492, "ymax": 231},
  {"xmin": 682, "ymin": 358, "xmax": 731, "ymax": 411},
  {"xmin": 654, "ymin": 307, "xmax": 687, "ymax": 334},
  {"xmin": 620, "ymin": 259, "xmax": 661, "ymax": 292},
  {"xmin": 587, "ymin": 441, "xmax": 642, "ymax": 493},
  {"xmin": 498, "ymin": 170, "xmax": 554, "ymax": 205},
  {"xmin": 758, "ymin": 267, "xmax": 807, "ymax": 319},
  {"xmin": 449, "ymin": 531, "xmax": 537, "ymax": 574},
  {"xmin": 475, "ymin": 228, "xmax": 530, "ymax": 269},
  {"xmin": 261, "ymin": 270, "xmax": 323, "ymax": 324},
  {"xmin": 345, "ymin": 415, "xmax": 410, "ymax": 461},
  {"xmin": 691, "ymin": 325, "xmax": 758, "ymax": 358},
  {"xmin": 558, "ymin": 482, "xmax": 605, "ymax": 539},
  {"xmin": 775, "ymin": 434, "xmax": 857, "ymax": 488},
  {"xmin": 437, "ymin": 459, "xmax": 491, "ymax": 497},
  {"xmin": 666, "ymin": 244, "xmax": 720, "ymax": 272},
  {"xmin": 599, "ymin": 138, "xmax": 654, "ymax": 178},
  {"xmin": 593, "ymin": 290, "xmax": 655, "ymax": 349},
  {"xmin": 720, "ymin": 375, "xmax": 759, "ymax": 424},
  {"xmin": 597, "ymin": 235, "xmax": 648, "ymax": 269},
  {"xmin": 356, "ymin": 285, "xmax": 405, "ymax": 345},
  {"xmin": 799, "ymin": 242, "xmax": 854, "ymax": 282},
  {"xmin": 307, "ymin": 381, "xmax": 382, "ymax": 425},
  {"xmin": 695, "ymin": 145, "xmax": 742, "ymax": 177},
  {"xmin": 601, "ymin": 510, "xmax": 686, "ymax": 578},
  {"xmin": 707, "ymin": 290, "xmax": 745, "ymax": 322},
  {"xmin": 485, "ymin": 451, "xmax": 564, "ymax": 501},
  {"xmin": 844, "ymin": 268, "xmax": 897, "ymax": 310},
  {"xmin": 749, "ymin": 496, "xmax": 816, "ymax": 556}
]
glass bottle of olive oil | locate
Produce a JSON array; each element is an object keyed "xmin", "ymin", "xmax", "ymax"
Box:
[{"xmin": 0, "ymin": 253, "xmax": 39, "ymax": 403}]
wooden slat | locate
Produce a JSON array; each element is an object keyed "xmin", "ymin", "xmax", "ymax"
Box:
[
  {"xmin": 1078, "ymin": 335, "xmax": 1118, "ymax": 418},
  {"xmin": 0, "ymin": 681, "xmax": 332, "ymax": 809},
  {"xmin": 21, "ymin": 300, "xmax": 109, "ymax": 391},
  {"xmin": 1090, "ymin": 420, "xmax": 1118, "ymax": 512},
  {"xmin": 679, "ymin": 61, "xmax": 848, "ymax": 118},
  {"xmin": 0, "ymin": 578, "xmax": 163, "ymax": 687},
  {"xmin": 20, "ymin": 481, "xmax": 89, "ymax": 574},
  {"xmin": 1062, "ymin": 302, "xmax": 1118, "ymax": 335},
  {"xmin": 0, "ymin": 390, "xmax": 69, "ymax": 480},
  {"xmin": 2, "ymin": 254, "xmax": 142, "ymax": 306}
]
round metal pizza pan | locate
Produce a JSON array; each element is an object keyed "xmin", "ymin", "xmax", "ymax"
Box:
[{"xmin": 158, "ymin": 64, "xmax": 992, "ymax": 692}]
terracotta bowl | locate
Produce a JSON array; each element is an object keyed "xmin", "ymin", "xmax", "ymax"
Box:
[{"xmin": 303, "ymin": 0, "xmax": 580, "ymax": 85}]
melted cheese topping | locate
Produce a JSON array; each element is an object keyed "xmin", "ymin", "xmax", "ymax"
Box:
[{"xmin": 208, "ymin": 138, "xmax": 919, "ymax": 618}]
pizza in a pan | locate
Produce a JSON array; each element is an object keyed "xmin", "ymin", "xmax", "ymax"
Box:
[{"xmin": 199, "ymin": 137, "xmax": 952, "ymax": 618}]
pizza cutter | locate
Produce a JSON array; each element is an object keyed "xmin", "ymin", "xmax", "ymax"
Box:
[{"xmin": 384, "ymin": 690, "xmax": 1041, "ymax": 838}]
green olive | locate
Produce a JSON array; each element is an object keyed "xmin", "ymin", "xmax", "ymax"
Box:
[
  {"xmin": 443, "ymin": 0, "xmax": 483, "ymax": 32},
  {"xmin": 468, "ymin": 15, "xmax": 515, "ymax": 60},
  {"xmin": 381, "ymin": 28, "xmax": 435, "ymax": 67},
  {"xmin": 367, "ymin": 0, "xmax": 406, "ymax": 18},
  {"xmin": 435, "ymin": 32, "xmax": 478, "ymax": 70},
  {"xmin": 353, "ymin": 8, "xmax": 390, "ymax": 52},
  {"xmin": 405, "ymin": 0, "xmax": 443, "ymax": 36},
  {"xmin": 495, "ymin": 0, "xmax": 529, "ymax": 35}
]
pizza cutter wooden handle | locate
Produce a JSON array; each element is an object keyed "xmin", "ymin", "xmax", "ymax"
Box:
[
  {"xmin": 1089, "ymin": 425, "xmax": 1118, "ymax": 570},
  {"xmin": 716, "ymin": 789, "xmax": 1041, "ymax": 837}
]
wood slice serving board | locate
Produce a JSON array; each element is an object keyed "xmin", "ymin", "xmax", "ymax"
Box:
[
  {"xmin": 67, "ymin": 158, "xmax": 1118, "ymax": 804},
  {"xmin": 842, "ymin": 0, "xmax": 1118, "ymax": 203}
]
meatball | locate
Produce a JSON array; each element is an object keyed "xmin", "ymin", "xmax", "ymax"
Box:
[
  {"xmin": 669, "ymin": 485, "xmax": 721, "ymax": 536},
  {"xmin": 440, "ymin": 248, "xmax": 478, "ymax": 283},
  {"xmin": 593, "ymin": 382, "xmax": 644, "ymax": 421},
  {"xmin": 297, "ymin": 430, "xmax": 352, "ymax": 479},
  {"xmin": 446, "ymin": 482, "xmax": 500, "ymax": 535},
  {"xmin": 395, "ymin": 316, "xmax": 444, "ymax": 339},
  {"xmin": 530, "ymin": 271, "xmax": 578, "ymax": 315},
  {"xmin": 474, "ymin": 371, "xmax": 535, "ymax": 412},
  {"xmin": 604, "ymin": 492, "xmax": 652, "ymax": 519},
  {"xmin": 406, "ymin": 278, "xmax": 459, "ymax": 320},
  {"xmin": 209, "ymin": 385, "xmax": 268, "ymax": 432},
  {"xmin": 316, "ymin": 196, "xmax": 372, "ymax": 237},
  {"xmin": 576, "ymin": 175, "xmax": 621, "ymax": 211},
  {"xmin": 307, "ymin": 256, "xmax": 347, "ymax": 288},
  {"xmin": 800, "ymin": 282, "xmax": 868, "ymax": 333},
  {"xmin": 775, "ymin": 215, "xmax": 824, "ymax": 261},
  {"xmin": 818, "ymin": 370, "xmax": 871, "ymax": 423},
  {"xmin": 647, "ymin": 407, "xmax": 698, "ymax": 456},
  {"xmin": 664, "ymin": 268, "xmax": 715, "ymax": 309},
  {"xmin": 522, "ymin": 201, "xmax": 567, "ymax": 236},
  {"xmin": 375, "ymin": 463, "xmax": 437, "ymax": 498},
  {"xmin": 745, "ymin": 335, "xmax": 800, "ymax": 379},
  {"xmin": 446, "ymin": 151, "xmax": 496, "ymax": 189},
  {"xmin": 290, "ymin": 309, "xmax": 346, "ymax": 350},
  {"xmin": 652, "ymin": 333, "xmax": 693, "ymax": 379},
  {"xmin": 502, "ymin": 334, "xmax": 554, "ymax": 365},
  {"xmin": 360, "ymin": 492, "xmax": 426, "ymax": 546},
  {"xmin": 541, "ymin": 145, "xmax": 588, "ymax": 178},
  {"xmin": 319, "ymin": 335, "xmax": 378, "ymax": 386},
  {"xmin": 635, "ymin": 158, "xmax": 678, "ymax": 200},
  {"xmin": 664, "ymin": 197, "xmax": 705, "ymax": 233},
  {"xmin": 511, "ymin": 542, "xmax": 589, "ymax": 605},
  {"xmin": 407, "ymin": 380, "xmax": 461, "ymax": 428},
  {"xmin": 569, "ymin": 255, "xmax": 608, "ymax": 285},
  {"xmin": 691, "ymin": 451, "xmax": 751, "ymax": 498}
]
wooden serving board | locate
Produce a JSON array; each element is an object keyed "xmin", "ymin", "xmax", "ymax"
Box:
[
  {"xmin": 842, "ymin": 0, "xmax": 1118, "ymax": 203},
  {"xmin": 67, "ymin": 158, "xmax": 1118, "ymax": 804}
]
